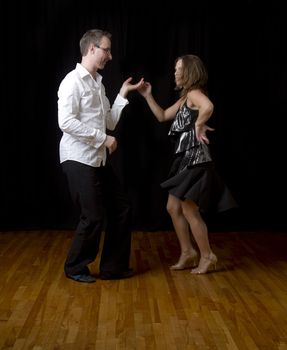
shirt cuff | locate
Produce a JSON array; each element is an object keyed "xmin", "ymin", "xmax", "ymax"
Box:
[
  {"xmin": 92, "ymin": 130, "xmax": 106, "ymax": 148},
  {"xmin": 114, "ymin": 94, "xmax": 129, "ymax": 107}
]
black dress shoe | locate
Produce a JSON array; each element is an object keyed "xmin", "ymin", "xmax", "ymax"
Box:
[
  {"xmin": 66, "ymin": 273, "xmax": 96, "ymax": 283},
  {"xmin": 100, "ymin": 268, "xmax": 134, "ymax": 280}
]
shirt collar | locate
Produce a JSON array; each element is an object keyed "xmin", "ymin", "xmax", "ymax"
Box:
[{"xmin": 76, "ymin": 63, "xmax": 102, "ymax": 84}]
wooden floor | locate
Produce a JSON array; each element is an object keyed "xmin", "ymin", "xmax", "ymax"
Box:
[{"xmin": 0, "ymin": 230, "xmax": 287, "ymax": 350}]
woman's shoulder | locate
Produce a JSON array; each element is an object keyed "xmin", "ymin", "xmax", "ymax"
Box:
[
  {"xmin": 187, "ymin": 89, "xmax": 212, "ymax": 108},
  {"xmin": 187, "ymin": 88, "xmax": 205, "ymax": 100}
]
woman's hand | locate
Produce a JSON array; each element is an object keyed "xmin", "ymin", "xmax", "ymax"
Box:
[
  {"xmin": 119, "ymin": 77, "xmax": 144, "ymax": 98},
  {"xmin": 195, "ymin": 123, "xmax": 215, "ymax": 144},
  {"xmin": 137, "ymin": 81, "xmax": 152, "ymax": 99}
]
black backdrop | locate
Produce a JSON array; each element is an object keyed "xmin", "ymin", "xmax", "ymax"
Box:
[{"xmin": 1, "ymin": 0, "xmax": 286, "ymax": 232}]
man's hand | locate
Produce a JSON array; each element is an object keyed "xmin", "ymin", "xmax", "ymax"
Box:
[
  {"xmin": 119, "ymin": 77, "xmax": 145, "ymax": 98},
  {"xmin": 104, "ymin": 135, "xmax": 118, "ymax": 154}
]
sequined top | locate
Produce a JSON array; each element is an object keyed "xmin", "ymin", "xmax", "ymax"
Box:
[{"xmin": 168, "ymin": 102, "xmax": 212, "ymax": 172}]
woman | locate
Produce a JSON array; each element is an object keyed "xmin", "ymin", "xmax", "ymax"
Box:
[{"xmin": 138, "ymin": 55, "xmax": 236, "ymax": 274}]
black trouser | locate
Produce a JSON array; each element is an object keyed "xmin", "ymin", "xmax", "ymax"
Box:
[{"xmin": 62, "ymin": 160, "xmax": 132, "ymax": 276}]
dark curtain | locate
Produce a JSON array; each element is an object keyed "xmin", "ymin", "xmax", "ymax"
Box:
[{"xmin": 1, "ymin": 0, "xmax": 286, "ymax": 231}]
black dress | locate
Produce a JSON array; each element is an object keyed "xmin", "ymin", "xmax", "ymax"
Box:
[{"xmin": 160, "ymin": 102, "xmax": 237, "ymax": 213}]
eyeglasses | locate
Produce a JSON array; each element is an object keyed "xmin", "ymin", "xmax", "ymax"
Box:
[{"xmin": 95, "ymin": 44, "xmax": 111, "ymax": 55}]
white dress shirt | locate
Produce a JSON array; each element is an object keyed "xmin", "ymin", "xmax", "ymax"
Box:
[{"xmin": 58, "ymin": 63, "xmax": 129, "ymax": 167}]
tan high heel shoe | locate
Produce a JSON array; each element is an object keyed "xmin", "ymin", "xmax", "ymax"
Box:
[
  {"xmin": 170, "ymin": 249, "xmax": 198, "ymax": 270},
  {"xmin": 190, "ymin": 252, "xmax": 217, "ymax": 274}
]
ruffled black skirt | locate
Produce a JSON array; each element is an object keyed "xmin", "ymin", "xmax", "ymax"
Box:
[{"xmin": 160, "ymin": 155, "xmax": 237, "ymax": 213}]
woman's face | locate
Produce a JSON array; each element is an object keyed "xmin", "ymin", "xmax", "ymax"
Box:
[{"xmin": 174, "ymin": 59, "xmax": 184, "ymax": 88}]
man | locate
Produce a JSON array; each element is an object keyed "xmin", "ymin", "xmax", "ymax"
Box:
[{"xmin": 57, "ymin": 29, "xmax": 143, "ymax": 283}]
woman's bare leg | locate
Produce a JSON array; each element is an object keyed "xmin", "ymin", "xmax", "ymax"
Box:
[
  {"xmin": 166, "ymin": 194, "xmax": 197, "ymax": 269},
  {"xmin": 181, "ymin": 199, "xmax": 217, "ymax": 274}
]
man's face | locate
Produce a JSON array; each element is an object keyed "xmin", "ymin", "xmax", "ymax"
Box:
[{"xmin": 93, "ymin": 36, "xmax": 112, "ymax": 70}]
